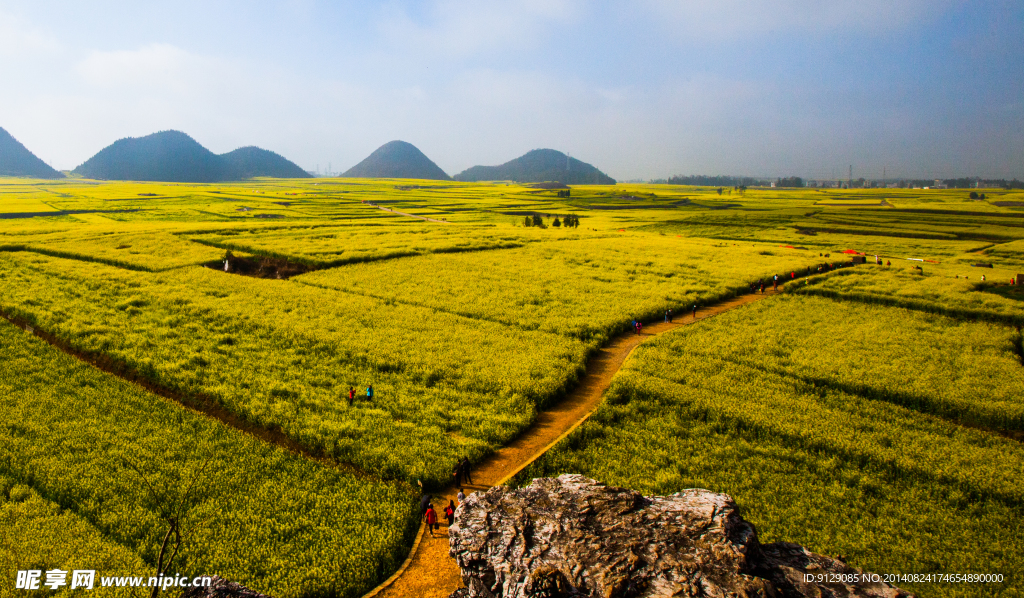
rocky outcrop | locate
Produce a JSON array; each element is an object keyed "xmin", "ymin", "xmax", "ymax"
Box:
[
  {"xmin": 448, "ymin": 475, "xmax": 911, "ymax": 598},
  {"xmin": 181, "ymin": 576, "xmax": 273, "ymax": 598}
]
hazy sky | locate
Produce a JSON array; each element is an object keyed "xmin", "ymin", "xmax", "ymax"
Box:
[{"xmin": 1, "ymin": 1, "xmax": 1021, "ymax": 180}]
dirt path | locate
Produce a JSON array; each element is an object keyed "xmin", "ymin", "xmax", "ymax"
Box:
[
  {"xmin": 366, "ymin": 202, "xmax": 450, "ymax": 224},
  {"xmin": 367, "ymin": 287, "xmax": 784, "ymax": 598}
]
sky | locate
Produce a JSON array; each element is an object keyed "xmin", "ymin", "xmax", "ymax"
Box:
[{"xmin": 1, "ymin": 0, "xmax": 1022, "ymax": 180}]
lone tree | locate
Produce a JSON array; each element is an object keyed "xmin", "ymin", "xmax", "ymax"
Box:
[{"xmin": 122, "ymin": 454, "xmax": 212, "ymax": 598}]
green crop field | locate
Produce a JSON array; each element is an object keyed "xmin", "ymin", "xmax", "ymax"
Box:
[{"xmin": 2, "ymin": 176, "xmax": 1023, "ymax": 597}]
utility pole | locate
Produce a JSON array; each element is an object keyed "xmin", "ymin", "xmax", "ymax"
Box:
[{"xmin": 848, "ymin": 165, "xmax": 852, "ymax": 187}]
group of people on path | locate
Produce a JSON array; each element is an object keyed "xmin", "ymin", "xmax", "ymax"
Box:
[
  {"xmin": 419, "ymin": 458, "xmax": 474, "ymax": 538},
  {"xmin": 452, "ymin": 456, "xmax": 473, "ymax": 487},
  {"xmin": 421, "ymin": 495, "xmax": 458, "ymax": 538},
  {"xmin": 750, "ymin": 275, "xmax": 779, "ymax": 294},
  {"xmin": 346, "ymin": 384, "xmax": 374, "ymax": 406}
]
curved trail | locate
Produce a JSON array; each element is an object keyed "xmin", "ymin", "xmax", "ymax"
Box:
[
  {"xmin": 365, "ymin": 202, "xmax": 450, "ymax": 223},
  {"xmin": 367, "ymin": 287, "xmax": 784, "ymax": 598}
]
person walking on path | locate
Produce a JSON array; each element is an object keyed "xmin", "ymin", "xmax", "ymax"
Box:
[
  {"xmin": 460, "ymin": 456, "xmax": 474, "ymax": 485},
  {"xmin": 444, "ymin": 500, "xmax": 456, "ymax": 528},
  {"xmin": 759, "ymin": 280, "xmax": 764, "ymax": 294},
  {"xmin": 668, "ymin": 308, "xmax": 673, "ymax": 323},
  {"xmin": 773, "ymin": 274, "xmax": 778, "ymax": 291},
  {"xmin": 425, "ymin": 504, "xmax": 438, "ymax": 537},
  {"xmin": 366, "ymin": 384, "xmax": 374, "ymax": 401},
  {"xmin": 635, "ymin": 321, "xmax": 642, "ymax": 335},
  {"xmin": 692, "ymin": 304, "xmax": 697, "ymax": 320},
  {"xmin": 348, "ymin": 387, "xmax": 355, "ymax": 406},
  {"xmin": 665, "ymin": 310, "xmax": 669, "ymax": 323},
  {"xmin": 457, "ymin": 488, "xmax": 466, "ymax": 505},
  {"xmin": 452, "ymin": 462, "xmax": 461, "ymax": 487}
]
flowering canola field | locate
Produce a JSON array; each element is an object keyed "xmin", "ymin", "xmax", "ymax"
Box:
[
  {"xmin": 2, "ymin": 176, "xmax": 1024, "ymax": 597},
  {"xmin": 518, "ymin": 295, "xmax": 1024, "ymax": 598}
]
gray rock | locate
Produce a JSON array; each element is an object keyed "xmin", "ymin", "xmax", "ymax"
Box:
[{"xmin": 448, "ymin": 475, "xmax": 911, "ymax": 598}]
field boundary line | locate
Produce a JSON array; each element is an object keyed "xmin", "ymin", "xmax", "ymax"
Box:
[{"xmin": 0, "ymin": 309, "xmax": 375, "ymax": 480}]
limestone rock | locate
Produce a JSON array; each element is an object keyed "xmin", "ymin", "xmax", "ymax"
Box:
[{"xmin": 448, "ymin": 474, "xmax": 911, "ymax": 598}]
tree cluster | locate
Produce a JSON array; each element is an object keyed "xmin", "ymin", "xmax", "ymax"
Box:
[{"xmin": 523, "ymin": 214, "xmax": 581, "ymax": 228}]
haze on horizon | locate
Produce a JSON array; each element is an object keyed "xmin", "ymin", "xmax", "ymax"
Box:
[{"xmin": 1, "ymin": 0, "xmax": 1021, "ymax": 181}]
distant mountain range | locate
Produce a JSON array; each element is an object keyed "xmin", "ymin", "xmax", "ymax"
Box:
[
  {"xmin": 73, "ymin": 130, "xmax": 311, "ymax": 182},
  {"xmin": 455, "ymin": 149, "xmax": 615, "ymax": 185},
  {"xmin": 5, "ymin": 129, "xmax": 621, "ymax": 185},
  {"xmin": 0, "ymin": 127, "xmax": 65, "ymax": 179},
  {"xmin": 342, "ymin": 140, "xmax": 451, "ymax": 180}
]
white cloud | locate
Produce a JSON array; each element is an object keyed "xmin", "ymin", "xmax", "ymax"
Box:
[
  {"xmin": 76, "ymin": 43, "xmax": 230, "ymax": 94},
  {"xmin": 0, "ymin": 10, "xmax": 61, "ymax": 56}
]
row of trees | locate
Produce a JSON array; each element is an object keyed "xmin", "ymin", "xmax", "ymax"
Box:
[
  {"xmin": 666, "ymin": 174, "xmax": 766, "ymax": 187},
  {"xmin": 663, "ymin": 175, "xmax": 1024, "ymax": 190},
  {"xmin": 935, "ymin": 178, "xmax": 1023, "ymax": 190},
  {"xmin": 523, "ymin": 214, "xmax": 581, "ymax": 228}
]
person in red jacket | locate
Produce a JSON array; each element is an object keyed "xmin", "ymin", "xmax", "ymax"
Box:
[
  {"xmin": 347, "ymin": 387, "xmax": 355, "ymax": 405},
  {"xmin": 425, "ymin": 504, "xmax": 438, "ymax": 537},
  {"xmin": 444, "ymin": 500, "xmax": 456, "ymax": 528}
]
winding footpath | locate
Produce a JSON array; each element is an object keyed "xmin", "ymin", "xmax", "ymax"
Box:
[
  {"xmin": 364, "ymin": 201, "xmax": 450, "ymax": 223},
  {"xmin": 366, "ymin": 287, "xmax": 785, "ymax": 598},
  {"xmin": 1, "ymin": 259, "xmax": 787, "ymax": 598}
]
